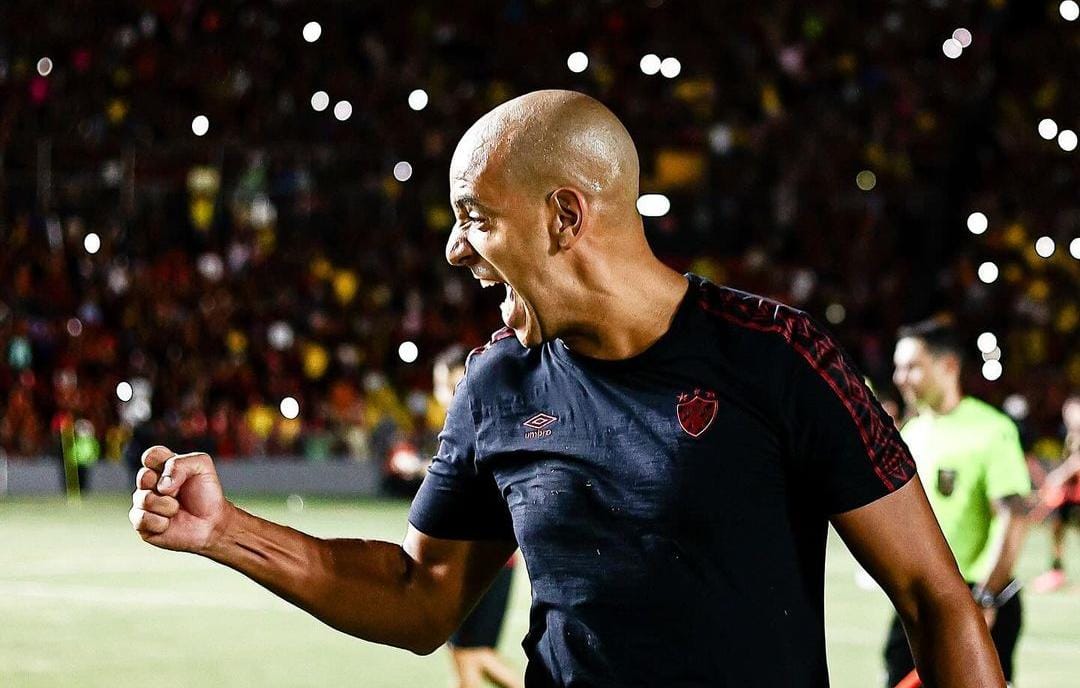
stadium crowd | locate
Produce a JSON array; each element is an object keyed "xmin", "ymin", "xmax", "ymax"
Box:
[{"xmin": 1, "ymin": 1, "xmax": 1077, "ymax": 469}]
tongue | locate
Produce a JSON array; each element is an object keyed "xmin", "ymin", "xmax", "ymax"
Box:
[{"xmin": 500, "ymin": 285, "xmax": 519, "ymax": 328}]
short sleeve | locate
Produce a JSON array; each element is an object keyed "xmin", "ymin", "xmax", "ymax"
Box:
[
  {"xmin": 983, "ymin": 419, "xmax": 1031, "ymax": 501},
  {"xmin": 408, "ymin": 376, "xmax": 516, "ymax": 542},
  {"xmin": 780, "ymin": 316, "xmax": 918, "ymax": 515}
]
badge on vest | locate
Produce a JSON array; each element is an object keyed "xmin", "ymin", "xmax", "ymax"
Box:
[
  {"xmin": 937, "ymin": 468, "xmax": 958, "ymax": 497},
  {"xmin": 677, "ymin": 389, "xmax": 718, "ymax": 438}
]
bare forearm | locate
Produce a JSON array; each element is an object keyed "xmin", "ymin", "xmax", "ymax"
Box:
[
  {"xmin": 203, "ymin": 504, "xmax": 443, "ymax": 653},
  {"xmin": 980, "ymin": 515, "xmax": 1027, "ymax": 595},
  {"xmin": 900, "ymin": 587, "xmax": 1005, "ymax": 688}
]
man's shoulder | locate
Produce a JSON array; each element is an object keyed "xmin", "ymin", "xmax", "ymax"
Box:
[
  {"xmin": 463, "ymin": 327, "xmax": 535, "ymax": 392},
  {"xmin": 691, "ymin": 276, "xmax": 815, "ymax": 343},
  {"xmin": 958, "ymin": 397, "xmax": 1015, "ymax": 432}
]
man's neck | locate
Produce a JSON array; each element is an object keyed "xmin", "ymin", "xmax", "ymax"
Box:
[
  {"xmin": 927, "ymin": 386, "xmax": 964, "ymax": 416},
  {"xmin": 556, "ymin": 260, "xmax": 688, "ymax": 361}
]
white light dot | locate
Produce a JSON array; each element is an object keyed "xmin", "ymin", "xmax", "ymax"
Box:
[
  {"xmin": 83, "ymin": 232, "xmax": 101, "ymax": 254},
  {"xmin": 856, "ymin": 170, "xmax": 877, "ymax": 191},
  {"xmin": 191, "ymin": 115, "xmax": 209, "ymax": 136},
  {"xmin": 660, "ymin": 57, "xmax": 682, "ymax": 78},
  {"xmin": 398, "ymin": 341, "xmax": 419, "ymax": 364},
  {"xmin": 952, "ymin": 28, "xmax": 972, "ymax": 48},
  {"xmin": 333, "ymin": 100, "xmax": 352, "ymax": 121},
  {"xmin": 567, "ymin": 52, "xmax": 589, "ymax": 73},
  {"xmin": 942, "ymin": 39, "xmax": 963, "ymax": 59},
  {"xmin": 1038, "ymin": 118, "xmax": 1059, "ymax": 140},
  {"xmin": 977, "ymin": 332, "xmax": 998, "ymax": 354},
  {"xmin": 640, "ymin": 54, "xmax": 661, "ymax": 75},
  {"xmin": 981, "ymin": 359, "xmax": 1003, "ymax": 382},
  {"xmin": 1035, "ymin": 236, "xmax": 1056, "ymax": 258},
  {"xmin": 116, "ymin": 381, "xmax": 133, "ymax": 402},
  {"xmin": 393, "ymin": 161, "xmax": 413, "ymax": 182},
  {"xmin": 825, "ymin": 303, "xmax": 847, "ymax": 325},
  {"xmin": 407, "ymin": 89, "xmax": 429, "ymax": 111},
  {"xmin": 983, "ymin": 346, "xmax": 1002, "ymax": 362},
  {"xmin": 1003, "ymin": 394, "xmax": 1029, "ymax": 420},
  {"xmin": 36, "ymin": 57, "xmax": 53, "ymax": 77},
  {"xmin": 1058, "ymin": 129, "xmax": 1078, "ymax": 152},
  {"xmin": 977, "ymin": 261, "xmax": 999, "ymax": 284},
  {"xmin": 302, "ymin": 21, "xmax": 322, "ymax": 43},
  {"xmin": 1071, "ymin": 237, "xmax": 1080, "ymax": 259},
  {"xmin": 1062, "ymin": 1, "xmax": 1080, "ymax": 22},
  {"xmin": 310, "ymin": 91, "xmax": 329, "ymax": 111},
  {"xmin": 636, "ymin": 193, "xmax": 671, "ymax": 217},
  {"xmin": 280, "ymin": 396, "xmax": 300, "ymax": 419},
  {"xmin": 967, "ymin": 211, "xmax": 988, "ymax": 235}
]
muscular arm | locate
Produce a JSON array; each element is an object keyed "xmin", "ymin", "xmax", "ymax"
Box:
[
  {"xmin": 831, "ymin": 477, "xmax": 1005, "ymax": 688},
  {"xmin": 131, "ymin": 447, "xmax": 515, "ymax": 655}
]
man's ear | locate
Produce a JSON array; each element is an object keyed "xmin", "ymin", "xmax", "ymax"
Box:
[{"xmin": 549, "ymin": 188, "xmax": 587, "ymax": 250}]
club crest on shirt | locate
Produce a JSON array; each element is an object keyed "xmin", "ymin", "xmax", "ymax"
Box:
[
  {"xmin": 676, "ymin": 389, "xmax": 718, "ymax": 438},
  {"xmin": 937, "ymin": 468, "xmax": 958, "ymax": 497}
]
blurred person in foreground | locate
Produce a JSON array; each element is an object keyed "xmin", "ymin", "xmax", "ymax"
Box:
[
  {"xmin": 889, "ymin": 319, "xmax": 1031, "ymax": 686},
  {"xmin": 131, "ymin": 90, "xmax": 1004, "ymax": 687},
  {"xmin": 1031, "ymin": 393, "xmax": 1080, "ymax": 593}
]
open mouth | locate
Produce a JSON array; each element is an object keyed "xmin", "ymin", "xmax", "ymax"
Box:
[{"xmin": 474, "ymin": 274, "xmax": 526, "ymax": 332}]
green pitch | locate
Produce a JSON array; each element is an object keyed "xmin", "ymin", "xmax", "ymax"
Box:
[{"xmin": 2, "ymin": 496, "xmax": 1078, "ymax": 687}]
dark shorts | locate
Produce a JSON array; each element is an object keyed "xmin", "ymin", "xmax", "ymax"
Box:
[
  {"xmin": 1055, "ymin": 501, "xmax": 1080, "ymax": 523},
  {"xmin": 449, "ymin": 564, "xmax": 515, "ymax": 649}
]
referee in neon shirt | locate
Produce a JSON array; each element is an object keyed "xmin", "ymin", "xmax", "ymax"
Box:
[{"xmin": 890, "ymin": 318, "xmax": 1031, "ymax": 686}]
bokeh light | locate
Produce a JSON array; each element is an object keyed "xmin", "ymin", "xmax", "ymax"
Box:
[
  {"xmin": 981, "ymin": 359, "xmax": 1003, "ymax": 381},
  {"xmin": 280, "ymin": 396, "xmax": 300, "ymax": 419},
  {"xmin": 977, "ymin": 332, "xmax": 998, "ymax": 354},
  {"xmin": 393, "ymin": 161, "xmax": 413, "ymax": 182},
  {"xmin": 1062, "ymin": 1, "xmax": 1080, "ymax": 21},
  {"xmin": 36, "ymin": 57, "xmax": 53, "ymax": 76},
  {"xmin": 83, "ymin": 233, "xmax": 101, "ymax": 254},
  {"xmin": 191, "ymin": 115, "xmax": 209, "ymax": 136},
  {"xmin": 1035, "ymin": 236, "xmax": 1056, "ymax": 258},
  {"xmin": 977, "ymin": 261, "xmax": 998, "ymax": 284},
  {"xmin": 967, "ymin": 211, "xmax": 988, "ymax": 234},
  {"xmin": 637, "ymin": 194, "xmax": 671, "ymax": 217},
  {"xmin": 855, "ymin": 170, "xmax": 877, "ymax": 191},
  {"xmin": 640, "ymin": 54, "xmax": 661, "ymax": 75},
  {"xmin": 952, "ymin": 28, "xmax": 972, "ymax": 48},
  {"xmin": 567, "ymin": 52, "xmax": 589, "ymax": 73},
  {"xmin": 659, "ymin": 57, "xmax": 682, "ymax": 78},
  {"xmin": 310, "ymin": 91, "xmax": 329, "ymax": 111},
  {"xmin": 398, "ymin": 341, "xmax": 419, "ymax": 363},
  {"xmin": 302, "ymin": 21, "xmax": 322, "ymax": 42},
  {"xmin": 1058, "ymin": 129, "xmax": 1078, "ymax": 152},
  {"xmin": 942, "ymin": 39, "xmax": 963, "ymax": 59},
  {"xmin": 1038, "ymin": 118, "xmax": 1059, "ymax": 140},
  {"xmin": 825, "ymin": 303, "xmax": 846, "ymax": 325},
  {"xmin": 333, "ymin": 100, "xmax": 352, "ymax": 121},
  {"xmin": 116, "ymin": 381, "xmax": 133, "ymax": 402},
  {"xmin": 1071, "ymin": 238, "xmax": 1080, "ymax": 259},
  {"xmin": 407, "ymin": 89, "xmax": 429, "ymax": 111}
]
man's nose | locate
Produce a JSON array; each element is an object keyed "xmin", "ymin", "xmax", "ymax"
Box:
[{"xmin": 445, "ymin": 225, "xmax": 475, "ymax": 267}]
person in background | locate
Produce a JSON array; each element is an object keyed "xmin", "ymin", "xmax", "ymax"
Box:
[
  {"xmin": 1031, "ymin": 393, "xmax": 1080, "ymax": 593},
  {"xmin": 889, "ymin": 318, "xmax": 1031, "ymax": 686}
]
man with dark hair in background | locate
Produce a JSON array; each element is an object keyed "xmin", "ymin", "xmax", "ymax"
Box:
[{"xmin": 890, "ymin": 318, "xmax": 1031, "ymax": 686}]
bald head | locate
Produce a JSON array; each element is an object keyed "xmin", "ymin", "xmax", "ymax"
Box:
[{"xmin": 450, "ymin": 90, "xmax": 640, "ymax": 210}]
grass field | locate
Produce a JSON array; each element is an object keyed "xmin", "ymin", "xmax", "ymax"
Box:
[{"xmin": 2, "ymin": 495, "xmax": 1079, "ymax": 687}]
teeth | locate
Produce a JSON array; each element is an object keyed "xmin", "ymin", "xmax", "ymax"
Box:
[{"xmin": 479, "ymin": 279, "xmax": 497, "ymax": 288}]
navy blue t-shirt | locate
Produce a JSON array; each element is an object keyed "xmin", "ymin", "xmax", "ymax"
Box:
[{"xmin": 409, "ymin": 274, "xmax": 916, "ymax": 687}]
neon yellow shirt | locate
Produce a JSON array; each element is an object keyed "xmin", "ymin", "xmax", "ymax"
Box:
[{"xmin": 900, "ymin": 397, "xmax": 1031, "ymax": 582}]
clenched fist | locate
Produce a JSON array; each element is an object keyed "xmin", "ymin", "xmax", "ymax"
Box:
[{"xmin": 130, "ymin": 445, "xmax": 233, "ymax": 554}]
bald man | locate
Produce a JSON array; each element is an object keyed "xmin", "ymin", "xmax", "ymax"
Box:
[{"xmin": 132, "ymin": 91, "xmax": 1004, "ymax": 687}]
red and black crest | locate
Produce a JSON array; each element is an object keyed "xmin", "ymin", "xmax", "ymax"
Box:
[{"xmin": 676, "ymin": 389, "xmax": 718, "ymax": 438}]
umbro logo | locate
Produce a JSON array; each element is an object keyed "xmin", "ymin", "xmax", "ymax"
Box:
[{"xmin": 523, "ymin": 412, "xmax": 558, "ymax": 439}]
